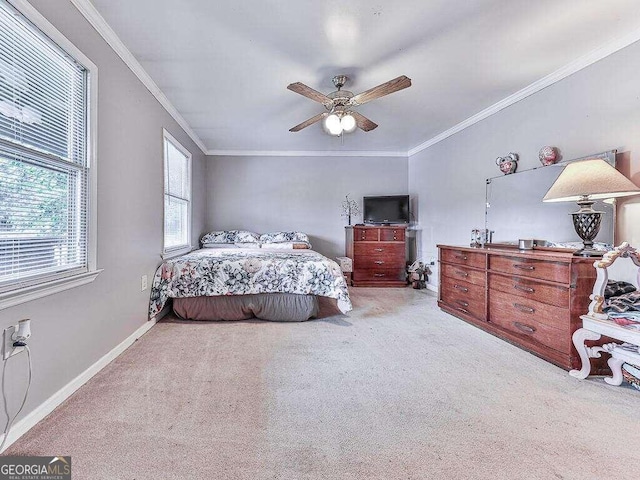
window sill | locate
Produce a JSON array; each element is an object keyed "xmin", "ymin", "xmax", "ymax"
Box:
[
  {"xmin": 0, "ymin": 269, "xmax": 103, "ymax": 311},
  {"xmin": 162, "ymin": 246, "xmax": 195, "ymax": 260}
]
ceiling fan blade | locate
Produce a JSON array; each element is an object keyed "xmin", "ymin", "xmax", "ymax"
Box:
[
  {"xmin": 351, "ymin": 111, "xmax": 378, "ymax": 132},
  {"xmin": 289, "ymin": 112, "xmax": 327, "ymax": 132},
  {"xmin": 350, "ymin": 75, "xmax": 412, "ymax": 106},
  {"xmin": 287, "ymin": 82, "xmax": 333, "ymax": 107}
]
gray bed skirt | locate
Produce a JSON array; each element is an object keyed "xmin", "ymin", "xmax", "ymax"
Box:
[{"xmin": 172, "ymin": 293, "xmax": 319, "ymax": 322}]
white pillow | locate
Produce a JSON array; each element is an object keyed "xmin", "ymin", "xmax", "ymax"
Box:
[
  {"xmin": 260, "ymin": 242, "xmax": 294, "ymax": 250},
  {"xmin": 234, "ymin": 242, "xmax": 261, "ymax": 249},
  {"xmin": 202, "ymin": 243, "xmax": 236, "ymax": 249},
  {"xmin": 261, "ymin": 242, "xmax": 311, "ymax": 250}
]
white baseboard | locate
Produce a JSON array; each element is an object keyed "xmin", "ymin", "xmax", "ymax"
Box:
[
  {"xmin": 426, "ymin": 284, "xmax": 438, "ymax": 294},
  {"xmin": 0, "ymin": 318, "xmax": 157, "ymax": 452}
]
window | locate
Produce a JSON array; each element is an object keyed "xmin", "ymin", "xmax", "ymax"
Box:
[
  {"xmin": 163, "ymin": 130, "xmax": 191, "ymax": 254},
  {"xmin": 0, "ymin": 0, "xmax": 98, "ymax": 307}
]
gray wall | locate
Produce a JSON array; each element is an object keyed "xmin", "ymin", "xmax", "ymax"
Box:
[
  {"xmin": 0, "ymin": 0, "xmax": 206, "ymax": 426},
  {"xmin": 205, "ymin": 156, "xmax": 408, "ymax": 259},
  {"xmin": 409, "ymin": 40, "xmax": 640, "ymax": 289}
]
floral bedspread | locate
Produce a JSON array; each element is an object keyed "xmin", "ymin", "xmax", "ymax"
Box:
[{"xmin": 149, "ymin": 249, "xmax": 352, "ymax": 318}]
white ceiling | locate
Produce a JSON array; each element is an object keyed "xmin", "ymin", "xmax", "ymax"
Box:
[{"xmin": 85, "ymin": 0, "xmax": 640, "ymax": 155}]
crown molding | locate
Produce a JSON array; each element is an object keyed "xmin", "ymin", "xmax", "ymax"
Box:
[
  {"xmin": 206, "ymin": 149, "xmax": 408, "ymax": 158},
  {"xmin": 408, "ymin": 29, "xmax": 640, "ymax": 157},
  {"xmin": 69, "ymin": 0, "xmax": 208, "ymax": 154}
]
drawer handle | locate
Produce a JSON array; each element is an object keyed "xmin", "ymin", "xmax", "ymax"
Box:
[
  {"xmin": 454, "ymin": 284, "xmax": 469, "ymax": 293},
  {"xmin": 514, "ymin": 321, "xmax": 536, "ymax": 334},
  {"xmin": 456, "ymin": 300, "xmax": 469, "ymax": 308},
  {"xmin": 455, "ymin": 270, "xmax": 469, "ymax": 278},
  {"xmin": 457, "ymin": 307, "xmax": 470, "ymax": 314},
  {"xmin": 374, "ymin": 260, "xmax": 385, "ymax": 265},
  {"xmin": 374, "ymin": 273, "xmax": 386, "ymax": 277},
  {"xmin": 513, "ymin": 303, "xmax": 535, "ymax": 314},
  {"xmin": 513, "ymin": 264, "xmax": 535, "ymax": 271},
  {"xmin": 393, "ymin": 236, "xmax": 397, "ymax": 240},
  {"xmin": 374, "ymin": 248, "xmax": 384, "ymax": 252},
  {"xmin": 514, "ymin": 284, "xmax": 534, "ymax": 293},
  {"xmin": 455, "ymin": 254, "xmax": 468, "ymax": 261}
]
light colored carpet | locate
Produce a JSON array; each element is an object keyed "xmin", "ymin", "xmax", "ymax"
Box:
[{"xmin": 6, "ymin": 288, "xmax": 640, "ymax": 479}]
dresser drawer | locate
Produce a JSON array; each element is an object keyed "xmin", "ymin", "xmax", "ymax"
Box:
[
  {"xmin": 353, "ymin": 243, "xmax": 405, "ymax": 258},
  {"xmin": 440, "ymin": 248, "xmax": 485, "ymax": 269},
  {"xmin": 354, "ymin": 255, "xmax": 403, "ymax": 270},
  {"xmin": 354, "ymin": 228, "xmax": 378, "ymax": 241},
  {"xmin": 488, "ymin": 289, "xmax": 571, "ymax": 353},
  {"xmin": 441, "ymin": 276, "xmax": 485, "ymax": 320},
  {"xmin": 353, "ymin": 269, "xmax": 405, "ymax": 282},
  {"xmin": 380, "ymin": 228, "xmax": 405, "ymax": 241},
  {"xmin": 488, "ymin": 273, "xmax": 569, "ymax": 308},
  {"xmin": 441, "ymin": 263, "xmax": 485, "ymax": 286},
  {"xmin": 488, "ymin": 255, "xmax": 570, "ymax": 284}
]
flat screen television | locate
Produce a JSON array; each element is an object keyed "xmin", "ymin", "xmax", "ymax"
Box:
[{"xmin": 363, "ymin": 195, "xmax": 410, "ymax": 224}]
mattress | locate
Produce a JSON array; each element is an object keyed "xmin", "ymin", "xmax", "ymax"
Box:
[{"xmin": 172, "ymin": 293, "xmax": 319, "ymax": 322}]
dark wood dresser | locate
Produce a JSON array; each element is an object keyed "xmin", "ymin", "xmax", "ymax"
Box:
[
  {"xmin": 346, "ymin": 226, "xmax": 407, "ymax": 287},
  {"xmin": 437, "ymin": 245, "xmax": 598, "ymax": 370}
]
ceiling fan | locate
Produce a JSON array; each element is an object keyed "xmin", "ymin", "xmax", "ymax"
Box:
[{"xmin": 287, "ymin": 74, "xmax": 411, "ymax": 136}]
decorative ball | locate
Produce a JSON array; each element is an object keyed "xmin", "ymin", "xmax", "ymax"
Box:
[{"xmin": 539, "ymin": 146, "xmax": 557, "ymax": 166}]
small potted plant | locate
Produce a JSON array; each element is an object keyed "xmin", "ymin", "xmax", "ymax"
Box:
[{"xmin": 341, "ymin": 194, "xmax": 360, "ymax": 226}]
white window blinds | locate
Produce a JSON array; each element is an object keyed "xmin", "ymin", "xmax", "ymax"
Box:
[
  {"xmin": 0, "ymin": 0, "xmax": 90, "ymax": 291},
  {"xmin": 163, "ymin": 132, "xmax": 191, "ymax": 252}
]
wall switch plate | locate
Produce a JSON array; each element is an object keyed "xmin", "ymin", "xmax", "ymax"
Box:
[
  {"xmin": 3, "ymin": 326, "xmax": 24, "ymax": 360},
  {"xmin": 141, "ymin": 275, "xmax": 148, "ymax": 291}
]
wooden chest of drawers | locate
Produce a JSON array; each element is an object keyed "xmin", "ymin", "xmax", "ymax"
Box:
[
  {"xmin": 437, "ymin": 245, "xmax": 597, "ymax": 370},
  {"xmin": 346, "ymin": 226, "xmax": 407, "ymax": 287}
]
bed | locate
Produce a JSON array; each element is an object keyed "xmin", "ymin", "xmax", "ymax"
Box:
[{"xmin": 149, "ymin": 231, "xmax": 352, "ymax": 322}]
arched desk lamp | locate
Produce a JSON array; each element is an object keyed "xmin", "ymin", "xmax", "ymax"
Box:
[{"xmin": 542, "ymin": 158, "xmax": 640, "ymax": 257}]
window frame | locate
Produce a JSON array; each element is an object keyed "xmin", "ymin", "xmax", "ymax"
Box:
[
  {"xmin": 162, "ymin": 128, "xmax": 192, "ymax": 258},
  {"xmin": 0, "ymin": 0, "xmax": 100, "ymax": 310}
]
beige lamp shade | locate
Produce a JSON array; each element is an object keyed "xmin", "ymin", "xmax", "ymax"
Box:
[{"xmin": 543, "ymin": 158, "xmax": 640, "ymax": 203}]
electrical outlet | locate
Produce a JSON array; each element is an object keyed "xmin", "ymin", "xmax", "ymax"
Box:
[
  {"xmin": 141, "ymin": 275, "xmax": 148, "ymax": 291},
  {"xmin": 3, "ymin": 326, "xmax": 24, "ymax": 360}
]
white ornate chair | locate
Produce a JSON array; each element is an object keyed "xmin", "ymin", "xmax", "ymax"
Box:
[{"xmin": 570, "ymin": 242, "xmax": 640, "ymax": 385}]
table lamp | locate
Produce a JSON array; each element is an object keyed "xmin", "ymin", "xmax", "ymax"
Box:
[{"xmin": 542, "ymin": 158, "xmax": 640, "ymax": 257}]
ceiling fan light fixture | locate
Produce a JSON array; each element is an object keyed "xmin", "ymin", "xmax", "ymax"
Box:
[
  {"xmin": 288, "ymin": 74, "xmax": 410, "ymax": 135},
  {"xmin": 324, "ymin": 113, "xmax": 343, "ymax": 136},
  {"xmin": 341, "ymin": 113, "xmax": 356, "ymax": 133}
]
